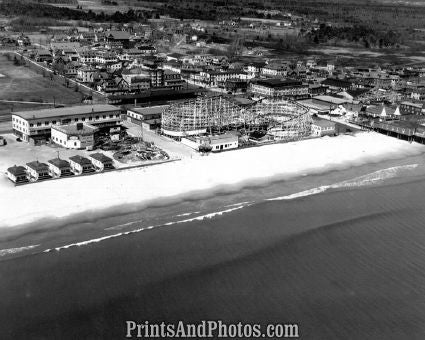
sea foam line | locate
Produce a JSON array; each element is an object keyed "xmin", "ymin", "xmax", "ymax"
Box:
[
  {"xmin": 175, "ymin": 211, "xmax": 201, "ymax": 217},
  {"xmin": 0, "ymin": 244, "xmax": 40, "ymax": 257},
  {"xmin": 44, "ymin": 206, "xmax": 246, "ymax": 253},
  {"xmin": 267, "ymin": 164, "xmax": 419, "ymax": 201},
  {"xmin": 224, "ymin": 201, "xmax": 253, "ymax": 208}
]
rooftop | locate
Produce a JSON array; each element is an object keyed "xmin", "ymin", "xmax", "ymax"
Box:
[
  {"xmin": 69, "ymin": 155, "xmax": 92, "ymax": 165},
  {"xmin": 313, "ymin": 95, "xmax": 348, "ymax": 105},
  {"xmin": 52, "ymin": 123, "xmax": 98, "ymax": 136},
  {"xmin": 48, "ymin": 158, "xmax": 71, "ymax": 168},
  {"xmin": 312, "ymin": 118, "xmax": 336, "ymax": 128},
  {"xmin": 14, "ymin": 105, "xmax": 119, "ymax": 120},
  {"xmin": 26, "ymin": 161, "xmax": 49, "ymax": 171},
  {"xmin": 106, "ymin": 30, "xmax": 131, "ymax": 40},
  {"xmin": 89, "ymin": 153, "xmax": 113, "ymax": 163},
  {"xmin": 208, "ymin": 134, "xmax": 238, "ymax": 143},
  {"xmin": 7, "ymin": 165, "xmax": 26, "ymax": 176},
  {"xmin": 129, "ymin": 105, "xmax": 169, "ymax": 116},
  {"xmin": 254, "ymin": 78, "xmax": 302, "ymax": 88}
]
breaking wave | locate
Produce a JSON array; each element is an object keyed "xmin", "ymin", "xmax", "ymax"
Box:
[
  {"xmin": 44, "ymin": 206, "xmax": 247, "ymax": 253},
  {"xmin": 0, "ymin": 244, "xmax": 40, "ymax": 257},
  {"xmin": 267, "ymin": 164, "xmax": 418, "ymax": 201},
  {"xmin": 175, "ymin": 211, "xmax": 201, "ymax": 217}
]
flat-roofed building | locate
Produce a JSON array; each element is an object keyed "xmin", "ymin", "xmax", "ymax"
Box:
[
  {"xmin": 51, "ymin": 123, "xmax": 97, "ymax": 149},
  {"xmin": 47, "ymin": 158, "xmax": 72, "ymax": 177},
  {"xmin": 69, "ymin": 155, "xmax": 94, "ymax": 174},
  {"xmin": 311, "ymin": 118, "xmax": 336, "ymax": 137},
  {"xmin": 182, "ymin": 133, "xmax": 238, "ymax": 152},
  {"xmin": 126, "ymin": 105, "xmax": 168, "ymax": 130},
  {"xmin": 12, "ymin": 104, "xmax": 121, "ymax": 142},
  {"xmin": 250, "ymin": 79, "xmax": 308, "ymax": 98},
  {"xmin": 6, "ymin": 165, "xmax": 28, "ymax": 183},
  {"xmin": 208, "ymin": 134, "xmax": 239, "ymax": 151}
]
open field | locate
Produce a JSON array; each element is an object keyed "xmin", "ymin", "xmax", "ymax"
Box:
[{"xmin": 0, "ymin": 54, "xmax": 84, "ymax": 117}]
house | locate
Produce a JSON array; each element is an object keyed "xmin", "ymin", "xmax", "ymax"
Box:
[
  {"xmin": 95, "ymin": 51, "xmax": 118, "ymax": 64},
  {"xmin": 364, "ymin": 105, "xmax": 400, "ymax": 118},
  {"xmin": 122, "ymin": 67, "xmax": 164, "ymax": 88},
  {"xmin": 137, "ymin": 45, "xmax": 156, "ymax": 55},
  {"xmin": 6, "ymin": 165, "xmax": 28, "ymax": 184},
  {"xmin": 48, "ymin": 158, "xmax": 72, "ymax": 177},
  {"xmin": 411, "ymin": 89, "xmax": 425, "ymax": 101},
  {"xmin": 105, "ymin": 61, "xmax": 122, "ymax": 72},
  {"xmin": 163, "ymin": 60, "xmax": 182, "ymax": 74},
  {"xmin": 400, "ymin": 101, "xmax": 424, "ymax": 115},
  {"xmin": 97, "ymin": 77, "xmax": 128, "ymax": 94},
  {"xmin": 79, "ymin": 50, "xmax": 97, "ymax": 64},
  {"xmin": 120, "ymin": 49, "xmax": 145, "ymax": 61},
  {"xmin": 17, "ymin": 34, "xmax": 31, "ymax": 46},
  {"xmin": 89, "ymin": 153, "xmax": 114, "ymax": 170},
  {"xmin": 311, "ymin": 119, "xmax": 336, "ymax": 137},
  {"xmin": 64, "ymin": 62, "xmax": 80, "ymax": 78},
  {"xmin": 69, "ymin": 155, "xmax": 94, "ymax": 174},
  {"xmin": 34, "ymin": 50, "xmax": 53, "ymax": 63},
  {"xmin": 77, "ymin": 67, "xmax": 97, "ymax": 83},
  {"xmin": 26, "ymin": 161, "xmax": 51, "ymax": 180},
  {"xmin": 51, "ymin": 123, "xmax": 98, "ymax": 149},
  {"xmin": 261, "ymin": 64, "xmax": 288, "ymax": 77},
  {"xmin": 61, "ymin": 48, "xmax": 79, "ymax": 62}
]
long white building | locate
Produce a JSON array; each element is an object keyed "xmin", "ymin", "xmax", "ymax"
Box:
[{"xmin": 12, "ymin": 104, "xmax": 122, "ymax": 142}]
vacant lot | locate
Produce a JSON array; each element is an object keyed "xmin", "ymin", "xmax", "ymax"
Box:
[{"xmin": 0, "ymin": 54, "xmax": 84, "ymax": 118}]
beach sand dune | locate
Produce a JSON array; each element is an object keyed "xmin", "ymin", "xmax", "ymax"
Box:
[{"xmin": 1, "ymin": 132, "xmax": 424, "ymax": 228}]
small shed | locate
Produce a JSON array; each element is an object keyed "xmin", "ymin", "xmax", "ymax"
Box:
[
  {"xmin": 48, "ymin": 158, "xmax": 72, "ymax": 177},
  {"xmin": 89, "ymin": 153, "xmax": 114, "ymax": 170},
  {"xmin": 69, "ymin": 155, "xmax": 94, "ymax": 174},
  {"xmin": 26, "ymin": 161, "xmax": 51, "ymax": 180},
  {"xmin": 7, "ymin": 165, "xmax": 28, "ymax": 183}
]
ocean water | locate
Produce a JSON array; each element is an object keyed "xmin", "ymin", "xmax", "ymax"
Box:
[{"xmin": 1, "ymin": 154, "xmax": 425, "ymax": 339}]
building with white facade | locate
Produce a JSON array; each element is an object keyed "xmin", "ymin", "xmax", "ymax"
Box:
[
  {"xmin": 51, "ymin": 123, "xmax": 97, "ymax": 149},
  {"xmin": 12, "ymin": 104, "xmax": 121, "ymax": 142}
]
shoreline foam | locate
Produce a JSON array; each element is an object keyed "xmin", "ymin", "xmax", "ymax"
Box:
[{"xmin": 1, "ymin": 132, "xmax": 424, "ymax": 229}]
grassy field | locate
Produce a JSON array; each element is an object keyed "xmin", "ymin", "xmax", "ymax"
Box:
[{"xmin": 0, "ymin": 54, "xmax": 84, "ymax": 118}]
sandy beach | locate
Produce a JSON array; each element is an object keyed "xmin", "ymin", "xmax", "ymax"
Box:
[{"xmin": 1, "ymin": 132, "xmax": 424, "ymax": 229}]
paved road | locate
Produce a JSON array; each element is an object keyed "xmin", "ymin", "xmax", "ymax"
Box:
[{"xmin": 123, "ymin": 121, "xmax": 198, "ymax": 159}]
